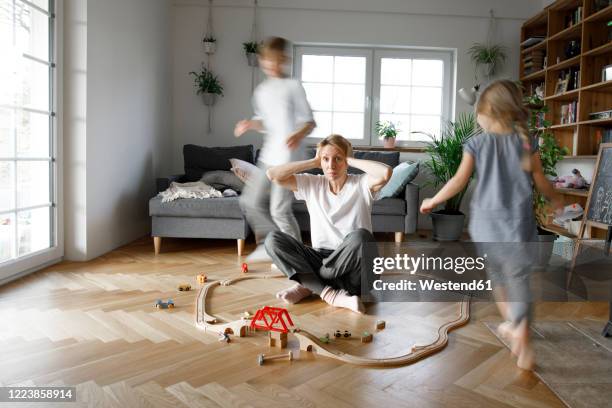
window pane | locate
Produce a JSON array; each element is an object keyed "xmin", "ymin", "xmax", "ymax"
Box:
[
  {"xmin": 15, "ymin": 58, "xmax": 50, "ymax": 111},
  {"xmin": 333, "ymin": 84, "xmax": 364, "ymax": 112},
  {"xmin": 413, "ymin": 59, "xmax": 443, "ymax": 87},
  {"xmin": 411, "ymin": 115, "xmax": 441, "ymax": 141},
  {"xmin": 31, "ymin": 0, "xmax": 49, "ymax": 12},
  {"xmin": 379, "ymin": 114, "xmax": 410, "ymax": 140},
  {"xmin": 0, "ymin": 213, "xmax": 15, "ymax": 263},
  {"xmin": 333, "ymin": 112, "xmax": 364, "ymax": 140},
  {"xmin": 380, "ymin": 86, "xmax": 411, "ymax": 114},
  {"xmin": 15, "ymin": 5, "xmax": 49, "ymax": 61},
  {"xmin": 17, "ymin": 160, "xmax": 49, "ymax": 208},
  {"xmin": 0, "ymin": 108, "xmax": 15, "ymax": 157},
  {"xmin": 411, "ymin": 87, "xmax": 442, "ymax": 115},
  {"xmin": 302, "ymin": 55, "xmax": 333, "ymax": 82},
  {"xmin": 17, "ymin": 207, "xmax": 50, "ymax": 257},
  {"xmin": 303, "ymin": 83, "xmax": 332, "ymax": 111},
  {"xmin": 381, "ymin": 58, "xmax": 411, "ymax": 86},
  {"xmin": 17, "ymin": 110, "xmax": 49, "ymax": 158},
  {"xmin": 310, "ymin": 111, "xmax": 332, "ymax": 139},
  {"xmin": 0, "ymin": 161, "xmax": 15, "ymax": 211},
  {"xmin": 334, "ymin": 56, "xmax": 366, "ymax": 84}
]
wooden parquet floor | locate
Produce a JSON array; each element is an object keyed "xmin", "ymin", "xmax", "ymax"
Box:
[{"xmin": 0, "ymin": 235, "xmax": 608, "ymax": 407}]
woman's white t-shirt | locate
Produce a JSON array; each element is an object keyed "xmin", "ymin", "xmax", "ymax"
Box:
[{"xmin": 294, "ymin": 174, "xmax": 374, "ymax": 250}]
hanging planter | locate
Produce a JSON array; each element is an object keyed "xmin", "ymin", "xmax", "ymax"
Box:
[
  {"xmin": 243, "ymin": 42, "xmax": 259, "ymax": 67},
  {"xmin": 203, "ymin": 36, "xmax": 217, "ymax": 54},
  {"xmin": 189, "ymin": 67, "xmax": 224, "ymax": 106}
]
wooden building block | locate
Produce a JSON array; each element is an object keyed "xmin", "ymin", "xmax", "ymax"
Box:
[
  {"xmin": 375, "ymin": 320, "xmax": 386, "ymax": 330},
  {"xmin": 361, "ymin": 332, "xmax": 373, "ymax": 343},
  {"xmin": 268, "ymin": 331, "xmax": 288, "ymax": 348}
]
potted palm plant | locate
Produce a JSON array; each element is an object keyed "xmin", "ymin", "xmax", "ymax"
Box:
[
  {"xmin": 415, "ymin": 113, "xmax": 480, "ymax": 241},
  {"xmin": 243, "ymin": 41, "xmax": 259, "ymax": 67},
  {"xmin": 375, "ymin": 120, "xmax": 399, "ymax": 148},
  {"xmin": 202, "ymin": 35, "xmax": 217, "ymax": 54},
  {"xmin": 468, "ymin": 43, "xmax": 507, "ymax": 78},
  {"xmin": 189, "ymin": 67, "xmax": 224, "ymax": 106}
]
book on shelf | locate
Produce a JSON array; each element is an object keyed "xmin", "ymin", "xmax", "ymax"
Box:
[
  {"xmin": 560, "ymin": 101, "xmax": 578, "ymax": 124},
  {"xmin": 521, "ymin": 36, "xmax": 545, "ymax": 48}
]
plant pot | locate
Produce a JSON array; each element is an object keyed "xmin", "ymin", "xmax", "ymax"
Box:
[
  {"xmin": 202, "ymin": 93, "xmax": 217, "ymax": 106},
  {"xmin": 535, "ymin": 227, "xmax": 557, "ymax": 267},
  {"xmin": 383, "ymin": 137, "xmax": 396, "ymax": 148},
  {"xmin": 203, "ymin": 41, "xmax": 216, "ymax": 54},
  {"xmin": 481, "ymin": 62, "xmax": 495, "ymax": 78},
  {"xmin": 431, "ymin": 210, "xmax": 465, "ymax": 241},
  {"xmin": 246, "ymin": 52, "xmax": 258, "ymax": 67},
  {"xmin": 458, "ymin": 87, "xmax": 478, "ymax": 106}
]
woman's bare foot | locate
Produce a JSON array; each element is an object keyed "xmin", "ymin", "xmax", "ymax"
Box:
[
  {"xmin": 320, "ymin": 286, "xmax": 365, "ymax": 314},
  {"xmin": 276, "ymin": 284, "xmax": 312, "ymax": 304}
]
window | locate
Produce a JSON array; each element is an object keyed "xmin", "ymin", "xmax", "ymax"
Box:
[
  {"xmin": 294, "ymin": 46, "xmax": 454, "ymax": 146},
  {"xmin": 0, "ymin": 0, "xmax": 58, "ymax": 275}
]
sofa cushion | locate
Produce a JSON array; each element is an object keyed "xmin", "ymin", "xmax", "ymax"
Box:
[
  {"xmin": 200, "ymin": 170, "xmax": 245, "ymax": 192},
  {"xmin": 292, "ymin": 197, "xmax": 406, "ymax": 216},
  {"xmin": 184, "ymin": 144, "xmax": 255, "ymax": 181},
  {"xmin": 377, "ymin": 161, "xmax": 420, "ymax": 199},
  {"xmin": 149, "ymin": 196, "xmax": 244, "ymax": 219}
]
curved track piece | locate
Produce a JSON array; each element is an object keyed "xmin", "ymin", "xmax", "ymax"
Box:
[{"xmin": 195, "ymin": 273, "xmax": 470, "ymax": 365}]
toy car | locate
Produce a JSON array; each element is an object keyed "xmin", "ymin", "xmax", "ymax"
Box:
[
  {"xmin": 178, "ymin": 283, "xmax": 191, "ymax": 291},
  {"xmin": 154, "ymin": 299, "xmax": 175, "ymax": 309}
]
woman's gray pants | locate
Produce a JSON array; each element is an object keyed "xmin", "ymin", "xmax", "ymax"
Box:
[{"xmin": 264, "ymin": 228, "xmax": 377, "ymax": 296}]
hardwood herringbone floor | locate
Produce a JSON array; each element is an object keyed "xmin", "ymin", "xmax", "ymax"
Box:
[{"xmin": 0, "ymin": 234, "xmax": 607, "ymax": 407}]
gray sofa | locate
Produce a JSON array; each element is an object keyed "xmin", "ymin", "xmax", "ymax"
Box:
[{"xmin": 149, "ymin": 144, "xmax": 419, "ymax": 255}]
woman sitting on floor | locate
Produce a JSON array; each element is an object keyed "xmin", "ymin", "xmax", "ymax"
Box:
[{"xmin": 265, "ymin": 134, "xmax": 392, "ymax": 313}]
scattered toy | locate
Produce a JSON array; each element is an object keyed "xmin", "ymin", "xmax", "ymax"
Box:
[
  {"xmin": 257, "ymin": 350, "xmax": 293, "ymax": 366},
  {"xmin": 376, "ymin": 320, "xmax": 386, "ymax": 330},
  {"xmin": 241, "ymin": 263, "xmax": 249, "ymax": 273},
  {"xmin": 268, "ymin": 331, "xmax": 288, "ymax": 348},
  {"xmin": 334, "ymin": 330, "xmax": 342, "ymax": 338},
  {"xmin": 241, "ymin": 311, "xmax": 253, "ymax": 320},
  {"xmin": 361, "ymin": 332, "xmax": 373, "ymax": 343},
  {"xmin": 197, "ymin": 274, "xmax": 207, "ymax": 284},
  {"xmin": 178, "ymin": 283, "xmax": 191, "ymax": 291},
  {"xmin": 344, "ymin": 330, "xmax": 351, "ymax": 338},
  {"xmin": 218, "ymin": 332, "xmax": 230, "ymax": 343},
  {"xmin": 319, "ymin": 333, "xmax": 331, "ymax": 343},
  {"xmin": 154, "ymin": 299, "xmax": 175, "ymax": 309}
]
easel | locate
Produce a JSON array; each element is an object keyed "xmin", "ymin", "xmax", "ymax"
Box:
[{"xmin": 569, "ymin": 143, "xmax": 612, "ymax": 337}]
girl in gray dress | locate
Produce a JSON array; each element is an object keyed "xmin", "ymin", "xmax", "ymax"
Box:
[{"xmin": 420, "ymin": 80, "xmax": 563, "ymax": 370}]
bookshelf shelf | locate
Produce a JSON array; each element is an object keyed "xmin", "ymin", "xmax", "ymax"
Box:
[
  {"xmin": 555, "ymin": 187, "xmax": 590, "ymax": 196},
  {"xmin": 582, "ymin": 41, "xmax": 612, "ymax": 57},
  {"xmin": 521, "ymin": 69, "xmax": 547, "ymax": 81},
  {"xmin": 544, "ymin": 88, "xmax": 581, "ymax": 101},
  {"xmin": 583, "ymin": 4, "xmax": 612, "ymax": 22},
  {"xmin": 547, "ymin": 55, "xmax": 582, "ymax": 71},
  {"xmin": 521, "ymin": 40, "xmax": 548, "ymax": 55},
  {"xmin": 548, "ymin": 21, "xmax": 583, "ymax": 41}
]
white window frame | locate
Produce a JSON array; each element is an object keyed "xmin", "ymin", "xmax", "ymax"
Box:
[
  {"xmin": 293, "ymin": 46, "xmax": 373, "ymax": 142},
  {"xmin": 293, "ymin": 44, "xmax": 455, "ymax": 148},
  {"xmin": 0, "ymin": 0, "xmax": 63, "ymax": 284}
]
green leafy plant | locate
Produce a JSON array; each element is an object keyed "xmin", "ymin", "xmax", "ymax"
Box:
[
  {"xmin": 375, "ymin": 120, "xmax": 399, "ymax": 140},
  {"xmin": 189, "ymin": 67, "xmax": 224, "ymax": 96},
  {"xmin": 468, "ymin": 43, "xmax": 507, "ymax": 76},
  {"xmin": 525, "ymin": 93, "xmax": 569, "ymax": 226},
  {"xmin": 414, "ymin": 113, "xmax": 481, "ymax": 213},
  {"xmin": 203, "ymin": 35, "xmax": 217, "ymax": 43},
  {"xmin": 243, "ymin": 41, "xmax": 259, "ymax": 54}
]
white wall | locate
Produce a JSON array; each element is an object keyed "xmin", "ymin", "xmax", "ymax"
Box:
[
  {"xmin": 171, "ymin": 0, "xmax": 541, "ymax": 228},
  {"xmin": 63, "ymin": 0, "xmax": 172, "ymax": 260}
]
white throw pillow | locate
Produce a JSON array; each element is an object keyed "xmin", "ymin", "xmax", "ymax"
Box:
[{"xmin": 229, "ymin": 158, "xmax": 264, "ymax": 184}]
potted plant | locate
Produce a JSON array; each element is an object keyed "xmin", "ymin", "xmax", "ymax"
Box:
[
  {"xmin": 468, "ymin": 43, "xmax": 507, "ymax": 78},
  {"xmin": 189, "ymin": 67, "xmax": 224, "ymax": 106},
  {"xmin": 202, "ymin": 35, "xmax": 217, "ymax": 54},
  {"xmin": 375, "ymin": 120, "xmax": 399, "ymax": 148},
  {"xmin": 526, "ymin": 93, "xmax": 569, "ymax": 264},
  {"xmin": 416, "ymin": 113, "xmax": 480, "ymax": 241},
  {"xmin": 243, "ymin": 41, "xmax": 259, "ymax": 67}
]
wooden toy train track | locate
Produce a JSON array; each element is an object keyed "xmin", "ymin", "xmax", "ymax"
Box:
[{"xmin": 195, "ymin": 273, "xmax": 471, "ymax": 367}]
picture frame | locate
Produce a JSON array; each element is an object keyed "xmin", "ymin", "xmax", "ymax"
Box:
[
  {"xmin": 603, "ymin": 64, "xmax": 612, "ymax": 82},
  {"xmin": 555, "ymin": 78, "xmax": 569, "ymax": 94}
]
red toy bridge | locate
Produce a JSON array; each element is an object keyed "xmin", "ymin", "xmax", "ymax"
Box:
[{"xmin": 249, "ymin": 306, "xmax": 294, "ymax": 333}]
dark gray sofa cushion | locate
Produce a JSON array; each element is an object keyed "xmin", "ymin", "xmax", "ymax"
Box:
[
  {"xmin": 149, "ymin": 196, "xmax": 244, "ymax": 219},
  {"xmin": 184, "ymin": 144, "xmax": 255, "ymax": 181},
  {"xmin": 292, "ymin": 197, "xmax": 406, "ymax": 216},
  {"xmin": 200, "ymin": 170, "xmax": 245, "ymax": 192}
]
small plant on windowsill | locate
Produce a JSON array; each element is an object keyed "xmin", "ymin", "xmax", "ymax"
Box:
[
  {"xmin": 189, "ymin": 66, "xmax": 224, "ymax": 106},
  {"xmin": 243, "ymin": 41, "xmax": 259, "ymax": 67},
  {"xmin": 375, "ymin": 120, "xmax": 399, "ymax": 148},
  {"xmin": 203, "ymin": 35, "xmax": 217, "ymax": 54}
]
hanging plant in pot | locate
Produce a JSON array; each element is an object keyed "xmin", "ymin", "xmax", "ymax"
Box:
[
  {"xmin": 415, "ymin": 113, "xmax": 480, "ymax": 241},
  {"xmin": 468, "ymin": 43, "xmax": 507, "ymax": 79},
  {"xmin": 202, "ymin": 35, "xmax": 217, "ymax": 54},
  {"xmin": 189, "ymin": 67, "xmax": 224, "ymax": 106},
  {"xmin": 243, "ymin": 41, "xmax": 259, "ymax": 67},
  {"xmin": 375, "ymin": 120, "xmax": 399, "ymax": 148}
]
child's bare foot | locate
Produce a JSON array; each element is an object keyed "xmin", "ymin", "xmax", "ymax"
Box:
[
  {"xmin": 517, "ymin": 344, "xmax": 535, "ymax": 370},
  {"xmin": 276, "ymin": 284, "xmax": 312, "ymax": 304},
  {"xmin": 497, "ymin": 321, "xmax": 513, "ymax": 343}
]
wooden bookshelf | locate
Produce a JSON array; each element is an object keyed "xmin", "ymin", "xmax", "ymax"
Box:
[{"xmin": 521, "ymin": 0, "xmax": 612, "ymax": 239}]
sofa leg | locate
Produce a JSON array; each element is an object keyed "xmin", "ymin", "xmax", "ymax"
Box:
[
  {"xmin": 395, "ymin": 232, "xmax": 404, "ymax": 243},
  {"xmin": 237, "ymin": 239, "xmax": 245, "ymax": 256},
  {"xmin": 153, "ymin": 237, "xmax": 162, "ymax": 254}
]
